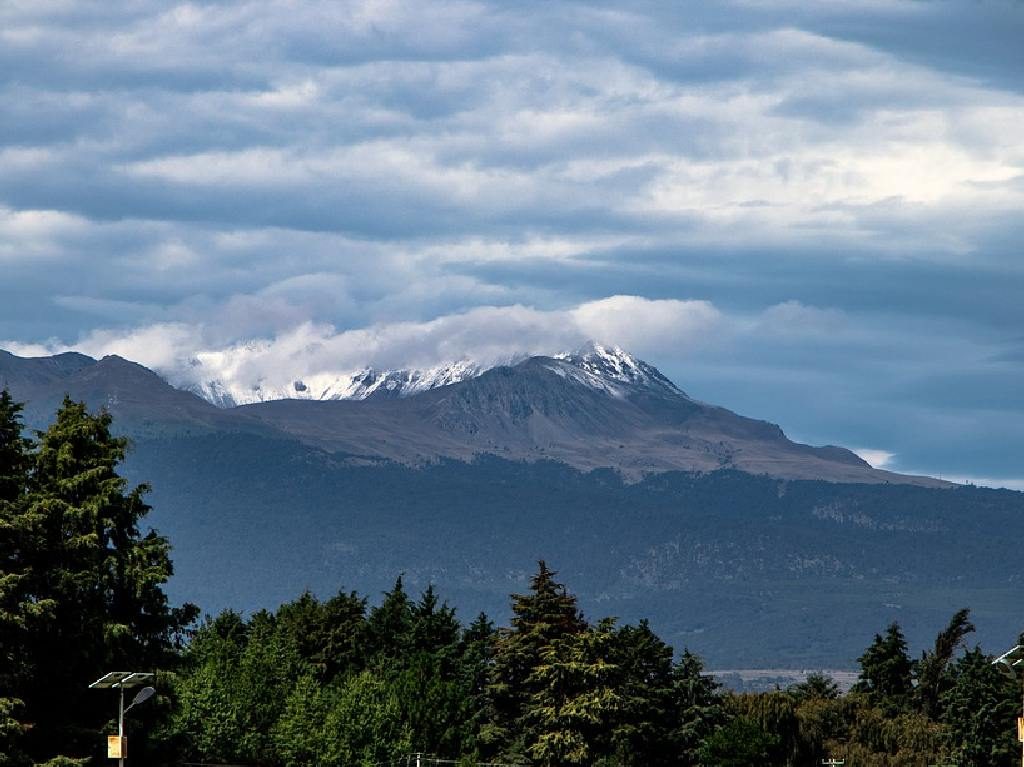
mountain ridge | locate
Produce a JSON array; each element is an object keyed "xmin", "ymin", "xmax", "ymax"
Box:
[{"xmin": 0, "ymin": 344, "xmax": 946, "ymax": 487}]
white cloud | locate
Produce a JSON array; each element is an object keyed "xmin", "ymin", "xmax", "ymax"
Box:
[
  {"xmin": 852, "ymin": 449, "xmax": 895, "ymax": 469},
  {"xmin": 8, "ymin": 296, "xmax": 726, "ymax": 393},
  {"xmin": 571, "ymin": 296, "xmax": 722, "ymax": 357}
]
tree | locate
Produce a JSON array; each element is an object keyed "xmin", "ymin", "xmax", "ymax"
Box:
[
  {"xmin": 0, "ymin": 390, "xmax": 37, "ymax": 767},
  {"xmin": 0, "ymin": 390, "xmax": 31, "ymax": 503},
  {"xmin": 915, "ymin": 608, "xmax": 974, "ymax": 718},
  {"xmin": 607, "ymin": 619, "xmax": 677, "ymax": 767},
  {"xmin": 853, "ymin": 622, "xmax": 913, "ymax": 712},
  {"xmin": 941, "ymin": 647, "xmax": 1018, "ymax": 767},
  {"xmin": 524, "ymin": 618, "xmax": 621, "ymax": 767},
  {"xmin": 789, "ymin": 672, "xmax": 840, "ymax": 703},
  {"xmin": 670, "ymin": 649, "xmax": 726, "ymax": 765},
  {"xmin": 365, "ymin": 575, "xmax": 414, "ymax": 660},
  {"xmin": 697, "ymin": 715, "xmax": 778, "ymax": 767},
  {"xmin": 274, "ymin": 589, "xmax": 367, "ymax": 680},
  {"xmin": 485, "ymin": 561, "xmax": 587, "ymax": 759},
  {"xmin": 13, "ymin": 398, "xmax": 196, "ymax": 762},
  {"xmin": 459, "ymin": 612, "xmax": 497, "ymax": 758}
]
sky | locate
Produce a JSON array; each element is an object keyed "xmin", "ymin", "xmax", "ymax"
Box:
[{"xmin": 1, "ymin": 0, "xmax": 1022, "ymax": 487}]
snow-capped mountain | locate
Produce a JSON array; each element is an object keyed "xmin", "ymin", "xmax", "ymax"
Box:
[
  {"xmin": 186, "ymin": 343, "xmax": 678, "ymax": 409},
  {"xmin": 187, "ymin": 358, "xmax": 487, "ymax": 408},
  {"xmin": 548, "ymin": 343, "xmax": 686, "ymax": 399}
]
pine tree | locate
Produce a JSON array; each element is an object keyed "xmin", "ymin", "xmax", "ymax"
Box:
[
  {"xmin": 0, "ymin": 390, "xmax": 32, "ymax": 503},
  {"xmin": 365, "ymin": 575, "xmax": 414, "ymax": 660},
  {"xmin": 15, "ymin": 398, "xmax": 196, "ymax": 762},
  {"xmin": 670, "ymin": 649, "xmax": 726, "ymax": 765},
  {"xmin": 607, "ymin": 619, "xmax": 677, "ymax": 766},
  {"xmin": 274, "ymin": 589, "xmax": 367, "ymax": 680},
  {"xmin": 853, "ymin": 622, "xmax": 913, "ymax": 712},
  {"xmin": 941, "ymin": 647, "xmax": 1018, "ymax": 767},
  {"xmin": 524, "ymin": 618, "xmax": 621, "ymax": 767},
  {"xmin": 411, "ymin": 583, "xmax": 461, "ymax": 662},
  {"xmin": 0, "ymin": 390, "xmax": 37, "ymax": 767},
  {"xmin": 485, "ymin": 561, "xmax": 587, "ymax": 759},
  {"xmin": 460, "ymin": 612, "xmax": 497, "ymax": 757}
]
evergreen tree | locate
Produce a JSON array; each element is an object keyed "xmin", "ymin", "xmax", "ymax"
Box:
[
  {"xmin": 524, "ymin": 618, "xmax": 621, "ymax": 767},
  {"xmin": 274, "ymin": 589, "xmax": 367, "ymax": 680},
  {"xmin": 0, "ymin": 390, "xmax": 31, "ymax": 503},
  {"xmin": 853, "ymin": 622, "xmax": 913, "ymax": 712},
  {"xmin": 670, "ymin": 650, "xmax": 726, "ymax": 765},
  {"xmin": 15, "ymin": 398, "xmax": 196, "ymax": 762},
  {"xmin": 365, "ymin": 575, "xmax": 414, "ymax": 659},
  {"xmin": 411, "ymin": 583, "xmax": 462, "ymax": 662},
  {"xmin": 607, "ymin": 619, "xmax": 677, "ymax": 767},
  {"xmin": 788, "ymin": 672, "xmax": 840, "ymax": 703},
  {"xmin": 460, "ymin": 612, "xmax": 497, "ymax": 758},
  {"xmin": 0, "ymin": 391, "xmax": 37, "ymax": 767},
  {"xmin": 485, "ymin": 561, "xmax": 587, "ymax": 759},
  {"xmin": 941, "ymin": 647, "xmax": 1018, "ymax": 767}
]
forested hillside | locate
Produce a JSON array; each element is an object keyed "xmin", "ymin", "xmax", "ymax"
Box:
[{"xmin": 122, "ymin": 432, "xmax": 1024, "ymax": 667}]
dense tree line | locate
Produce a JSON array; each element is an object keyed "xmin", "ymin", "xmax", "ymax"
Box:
[{"xmin": 1, "ymin": 393, "xmax": 1023, "ymax": 766}]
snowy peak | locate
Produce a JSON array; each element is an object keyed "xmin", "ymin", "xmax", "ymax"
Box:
[
  {"xmin": 186, "ymin": 343, "xmax": 687, "ymax": 408},
  {"xmin": 548, "ymin": 343, "xmax": 687, "ymax": 399},
  {"xmin": 188, "ymin": 359, "xmax": 486, "ymax": 408}
]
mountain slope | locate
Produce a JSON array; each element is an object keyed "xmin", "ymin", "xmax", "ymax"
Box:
[
  {"xmin": 0, "ymin": 352, "xmax": 266, "ymax": 437},
  {"xmin": 240, "ymin": 351, "xmax": 943, "ymax": 486},
  {"xmin": 121, "ymin": 433, "xmax": 1024, "ymax": 667},
  {"xmin": 1, "ymin": 345, "xmax": 944, "ymax": 485},
  {"xmin": 3, "ymin": 346, "xmax": 1020, "ymax": 667}
]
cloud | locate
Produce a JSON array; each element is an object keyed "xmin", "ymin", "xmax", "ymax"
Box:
[
  {"xmin": 571, "ymin": 295, "xmax": 722, "ymax": 355},
  {"xmin": 852, "ymin": 449, "xmax": 894, "ymax": 469},
  {"xmin": 12, "ymin": 295, "xmax": 721, "ymax": 390},
  {"xmin": 1, "ymin": 0, "xmax": 1023, "ymax": 486}
]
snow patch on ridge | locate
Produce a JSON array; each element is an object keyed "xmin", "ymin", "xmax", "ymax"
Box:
[
  {"xmin": 185, "ymin": 342, "xmax": 686, "ymax": 408},
  {"xmin": 550, "ymin": 342, "xmax": 685, "ymax": 399}
]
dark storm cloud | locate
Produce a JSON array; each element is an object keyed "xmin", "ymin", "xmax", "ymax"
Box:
[{"xmin": 1, "ymin": 0, "xmax": 1022, "ymax": 485}]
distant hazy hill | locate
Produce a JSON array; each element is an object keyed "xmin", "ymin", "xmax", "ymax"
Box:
[{"xmin": 3, "ymin": 346, "xmax": 1021, "ymax": 667}]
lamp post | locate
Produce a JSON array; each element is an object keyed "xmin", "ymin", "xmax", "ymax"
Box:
[
  {"xmin": 88, "ymin": 672, "xmax": 156, "ymax": 767},
  {"xmin": 992, "ymin": 644, "xmax": 1024, "ymax": 767}
]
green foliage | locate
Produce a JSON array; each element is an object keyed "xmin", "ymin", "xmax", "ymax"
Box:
[
  {"xmin": 853, "ymin": 622, "xmax": 914, "ymax": 712},
  {"xmin": 941, "ymin": 647, "xmax": 1018, "ymax": 766},
  {"xmin": 915, "ymin": 608, "xmax": 975, "ymax": 718},
  {"xmin": 487, "ymin": 561, "xmax": 587, "ymax": 760},
  {"xmin": 0, "ymin": 393, "xmax": 195, "ymax": 765},
  {"xmin": 697, "ymin": 715, "xmax": 778, "ymax": 766},
  {"xmin": 667, "ymin": 650, "xmax": 726, "ymax": 765},
  {"xmin": 788, "ymin": 672, "xmax": 840, "ymax": 703},
  {"xmin": 525, "ymin": 618, "xmax": 622, "ymax": 767}
]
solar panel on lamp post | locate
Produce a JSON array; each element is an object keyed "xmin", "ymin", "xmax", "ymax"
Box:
[
  {"xmin": 992, "ymin": 645, "xmax": 1024, "ymax": 767},
  {"xmin": 88, "ymin": 672, "xmax": 156, "ymax": 767}
]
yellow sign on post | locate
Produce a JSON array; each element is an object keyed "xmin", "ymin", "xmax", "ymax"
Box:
[
  {"xmin": 1016, "ymin": 717, "xmax": 1024, "ymax": 742},
  {"xmin": 107, "ymin": 736, "xmax": 126, "ymax": 759}
]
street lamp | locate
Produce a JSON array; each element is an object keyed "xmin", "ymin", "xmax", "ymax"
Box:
[
  {"xmin": 88, "ymin": 672, "xmax": 156, "ymax": 767},
  {"xmin": 992, "ymin": 644, "xmax": 1024, "ymax": 767}
]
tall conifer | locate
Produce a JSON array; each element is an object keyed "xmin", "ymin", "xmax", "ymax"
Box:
[{"xmin": 485, "ymin": 561, "xmax": 586, "ymax": 759}]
